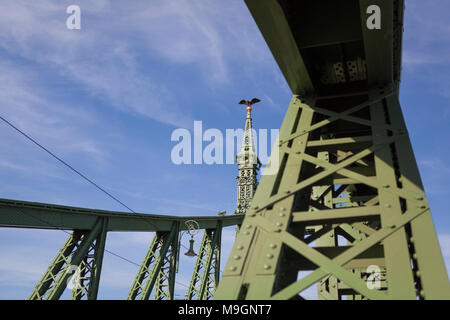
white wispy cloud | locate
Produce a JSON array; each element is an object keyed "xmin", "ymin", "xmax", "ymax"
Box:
[
  {"xmin": 0, "ymin": 0, "xmax": 272, "ymax": 129},
  {"xmin": 403, "ymin": 0, "xmax": 450, "ymax": 68},
  {"xmin": 0, "ymin": 62, "xmax": 103, "ymax": 152},
  {"xmin": 0, "ymin": 1, "xmax": 187, "ymax": 127}
]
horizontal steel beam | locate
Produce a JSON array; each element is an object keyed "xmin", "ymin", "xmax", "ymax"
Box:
[
  {"xmin": 0, "ymin": 198, "xmax": 243, "ymax": 232},
  {"xmin": 292, "ymin": 206, "xmax": 380, "ymax": 224},
  {"xmin": 245, "ymin": 0, "xmax": 313, "ymax": 95},
  {"xmin": 245, "ymin": 0, "xmax": 403, "ymax": 96}
]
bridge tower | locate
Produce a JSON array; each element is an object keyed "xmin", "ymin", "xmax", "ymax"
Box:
[{"xmin": 215, "ymin": 0, "xmax": 450, "ymax": 300}]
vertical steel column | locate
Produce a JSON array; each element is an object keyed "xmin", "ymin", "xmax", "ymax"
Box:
[
  {"xmin": 71, "ymin": 217, "xmax": 108, "ymax": 300},
  {"xmin": 127, "ymin": 222, "xmax": 178, "ymax": 300},
  {"xmin": 186, "ymin": 222, "xmax": 222, "ymax": 300},
  {"xmin": 154, "ymin": 222, "xmax": 179, "ymax": 300},
  {"xmin": 29, "ymin": 218, "xmax": 104, "ymax": 300},
  {"xmin": 312, "ymin": 149, "xmax": 338, "ymax": 300}
]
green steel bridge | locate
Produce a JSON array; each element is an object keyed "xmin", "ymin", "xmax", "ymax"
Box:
[
  {"xmin": 1, "ymin": 0, "xmax": 450, "ymax": 300},
  {"xmin": 0, "ymin": 198, "xmax": 242, "ymax": 300}
]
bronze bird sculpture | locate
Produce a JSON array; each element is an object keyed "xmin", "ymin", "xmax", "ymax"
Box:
[{"xmin": 238, "ymin": 98, "xmax": 260, "ymax": 111}]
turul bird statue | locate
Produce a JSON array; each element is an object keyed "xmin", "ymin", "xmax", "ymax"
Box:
[{"xmin": 238, "ymin": 98, "xmax": 260, "ymax": 111}]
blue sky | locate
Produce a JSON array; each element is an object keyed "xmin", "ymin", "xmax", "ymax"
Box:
[{"xmin": 0, "ymin": 0, "xmax": 449, "ymax": 299}]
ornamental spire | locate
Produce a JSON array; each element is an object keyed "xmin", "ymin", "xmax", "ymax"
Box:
[
  {"xmin": 236, "ymin": 98, "xmax": 260, "ymax": 168},
  {"xmin": 235, "ymin": 98, "xmax": 261, "ymax": 215}
]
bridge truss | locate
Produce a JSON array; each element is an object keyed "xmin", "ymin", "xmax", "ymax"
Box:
[
  {"xmin": 0, "ymin": 0, "xmax": 449, "ymax": 300},
  {"xmin": 0, "ymin": 198, "xmax": 242, "ymax": 300},
  {"xmin": 214, "ymin": 0, "xmax": 450, "ymax": 300}
]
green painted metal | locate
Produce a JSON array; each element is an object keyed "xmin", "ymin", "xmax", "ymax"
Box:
[
  {"xmin": 29, "ymin": 217, "xmax": 105, "ymax": 300},
  {"xmin": 71, "ymin": 218, "xmax": 108, "ymax": 300},
  {"xmin": 0, "ymin": 197, "xmax": 238, "ymax": 300},
  {"xmin": 186, "ymin": 222, "xmax": 222, "ymax": 300},
  {"xmin": 0, "ymin": 198, "xmax": 243, "ymax": 231},
  {"xmin": 4, "ymin": 0, "xmax": 449, "ymax": 301},
  {"xmin": 127, "ymin": 223, "xmax": 179, "ymax": 300},
  {"xmin": 29, "ymin": 232, "xmax": 82, "ymax": 300},
  {"xmin": 244, "ymin": 0, "xmax": 402, "ymax": 96},
  {"xmin": 214, "ymin": 0, "xmax": 449, "ymax": 300},
  {"xmin": 312, "ymin": 172, "xmax": 388, "ymax": 300},
  {"xmin": 154, "ymin": 222, "xmax": 179, "ymax": 300},
  {"xmin": 215, "ymin": 89, "xmax": 450, "ymax": 300}
]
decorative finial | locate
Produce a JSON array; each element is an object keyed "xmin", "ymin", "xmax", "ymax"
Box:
[{"xmin": 238, "ymin": 98, "xmax": 260, "ymax": 112}]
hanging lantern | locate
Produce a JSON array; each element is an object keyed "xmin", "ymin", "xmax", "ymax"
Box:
[{"xmin": 184, "ymin": 238, "xmax": 197, "ymax": 257}]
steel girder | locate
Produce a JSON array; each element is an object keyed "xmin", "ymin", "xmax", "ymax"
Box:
[
  {"xmin": 186, "ymin": 222, "xmax": 222, "ymax": 300},
  {"xmin": 29, "ymin": 217, "xmax": 108, "ymax": 300},
  {"xmin": 71, "ymin": 218, "xmax": 108, "ymax": 300},
  {"xmin": 0, "ymin": 198, "xmax": 239, "ymax": 300},
  {"xmin": 215, "ymin": 87, "xmax": 450, "ymax": 300},
  {"xmin": 0, "ymin": 198, "xmax": 241, "ymax": 300},
  {"xmin": 0, "ymin": 198, "xmax": 243, "ymax": 232},
  {"xmin": 311, "ymin": 160, "xmax": 387, "ymax": 300},
  {"xmin": 243, "ymin": 0, "xmax": 403, "ymax": 96},
  {"xmin": 127, "ymin": 223, "xmax": 179, "ymax": 300}
]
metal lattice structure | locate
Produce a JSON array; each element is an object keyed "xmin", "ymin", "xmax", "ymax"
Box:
[
  {"xmin": 216, "ymin": 86, "xmax": 450, "ymax": 300},
  {"xmin": 214, "ymin": 0, "xmax": 450, "ymax": 300},
  {"xmin": 127, "ymin": 226, "xmax": 179, "ymax": 300},
  {"xmin": 186, "ymin": 222, "xmax": 222, "ymax": 300},
  {"xmin": 0, "ymin": 199, "xmax": 242, "ymax": 300},
  {"xmin": 1, "ymin": 0, "xmax": 449, "ymax": 301},
  {"xmin": 29, "ymin": 218, "xmax": 108, "ymax": 300}
]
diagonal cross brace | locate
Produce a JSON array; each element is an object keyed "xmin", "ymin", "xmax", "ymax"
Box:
[
  {"xmin": 255, "ymin": 206, "xmax": 428, "ymax": 299},
  {"xmin": 29, "ymin": 218, "xmax": 105, "ymax": 300}
]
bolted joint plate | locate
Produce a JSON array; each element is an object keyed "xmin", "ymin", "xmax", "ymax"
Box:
[
  {"xmin": 223, "ymin": 223, "xmax": 256, "ymax": 277},
  {"xmin": 256, "ymin": 238, "xmax": 283, "ymax": 275}
]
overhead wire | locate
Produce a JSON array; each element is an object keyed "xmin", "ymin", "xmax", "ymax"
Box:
[
  {"xmin": 13, "ymin": 205, "xmax": 191, "ymax": 290},
  {"xmin": 0, "ymin": 114, "xmax": 194, "ymax": 291},
  {"xmin": 0, "ymin": 114, "xmax": 220, "ymax": 255}
]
